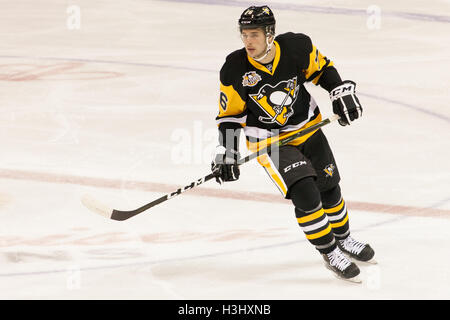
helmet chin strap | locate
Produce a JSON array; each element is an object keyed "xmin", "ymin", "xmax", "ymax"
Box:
[{"xmin": 253, "ymin": 34, "xmax": 275, "ymax": 62}]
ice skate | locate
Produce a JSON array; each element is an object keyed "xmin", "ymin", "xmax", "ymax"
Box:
[
  {"xmin": 322, "ymin": 246, "xmax": 361, "ymax": 283},
  {"xmin": 337, "ymin": 235, "xmax": 376, "ymax": 263}
]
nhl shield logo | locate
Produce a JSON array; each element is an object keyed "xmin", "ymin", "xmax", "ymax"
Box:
[{"xmin": 249, "ymin": 76, "xmax": 299, "ymax": 125}]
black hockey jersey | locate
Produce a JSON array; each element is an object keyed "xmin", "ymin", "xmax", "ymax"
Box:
[{"xmin": 216, "ymin": 32, "xmax": 334, "ymax": 152}]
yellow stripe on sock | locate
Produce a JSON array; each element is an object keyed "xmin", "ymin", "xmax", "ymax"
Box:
[
  {"xmin": 297, "ymin": 208, "xmax": 325, "ymax": 224},
  {"xmin": 305, "ymin": 224, "xmax": 332, "ymax": 240},
  {"xmin": 330, "ymin": 214, "xmax": 349, "ymax": 228},
  {"xmin": 323, "ymin": 199, "xmax": 345, "ymax": 214}
]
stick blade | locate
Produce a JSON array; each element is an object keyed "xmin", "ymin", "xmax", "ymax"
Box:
[{"xmin": 81, "ymin": 194, "xmax": 114, "ymax": 219}]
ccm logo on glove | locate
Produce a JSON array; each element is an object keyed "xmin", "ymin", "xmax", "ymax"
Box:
[
  {"xmin": 329, "ymin": 80, "xmax": 363, "ymax": 126},
  {"xmin": 330, "ymin": 82, "xmax": 355, "ymax": 98}
]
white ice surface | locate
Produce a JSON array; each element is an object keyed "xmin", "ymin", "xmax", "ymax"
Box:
[{"xmin": 0, "ymin": 0, "xmax": 449, "ymax": 299}]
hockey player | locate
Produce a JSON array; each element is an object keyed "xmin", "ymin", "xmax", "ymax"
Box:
[{"xmin": 211, "ymin": 5, "xmax": 375, "ymax": 281}]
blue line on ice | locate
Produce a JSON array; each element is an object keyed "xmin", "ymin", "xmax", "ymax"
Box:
[{"xmin": 161, "ymin": 0, "xmax": 450, "ymax": 23}]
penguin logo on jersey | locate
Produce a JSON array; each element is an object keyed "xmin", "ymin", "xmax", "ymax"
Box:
[
  {"xmin": 323, "ymin": 164, "xmax": 335, "ymax": 177},
  {"xmin": 249, "ymin": 77, "xmax": 299, "ymax": 125},
  {"xmin": 262, "ymin": 7, "xmax": 271, "ymax": 15}
]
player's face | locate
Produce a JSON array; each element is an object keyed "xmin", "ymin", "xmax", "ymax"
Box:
[{"xmin": 240, "ymin": 28, "xmax": 268, "ymax": 59}]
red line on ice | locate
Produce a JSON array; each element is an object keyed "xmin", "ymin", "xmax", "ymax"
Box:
[{"xmin": 0, "ymin": 168, "xmax": 448, "ymax": 219}]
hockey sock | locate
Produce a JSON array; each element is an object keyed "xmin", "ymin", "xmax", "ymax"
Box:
[
  {"xmin": 290, "ymin": 178, "xmax": 336, "ymax": 254},
  {"xmin": 321, "ymin": 185, "xmax": 350, "ymax": 240}
]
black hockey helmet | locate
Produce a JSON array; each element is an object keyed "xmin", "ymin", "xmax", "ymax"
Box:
[{"xmin": 238, "ymin": 5, "xmax": 276, "ymax": 35}]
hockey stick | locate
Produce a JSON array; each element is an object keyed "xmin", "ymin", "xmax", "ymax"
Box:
[{"xmin": 81, "ymin": 114, "xmax": 340, "ymax": 221}]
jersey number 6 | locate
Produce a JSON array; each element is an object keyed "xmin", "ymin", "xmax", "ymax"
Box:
[{"xmin": 220, "ymin": 92, "xmax": 228, "ymax": 111}]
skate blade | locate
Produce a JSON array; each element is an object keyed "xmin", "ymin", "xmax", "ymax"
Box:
[
  {"xmin": 362, "ymin": 258, "xmax": 378, "ymax": 265},
  {"xmin": 324, "ymin": 263, "xmax": 362, "ymax": 284},
  {"xmin": 332, "ymin": 273, "xmax": 362, "ymax": 284},
  {"xmin": 350, "ymin": 257, "xmax": 378, "ymax": 265},
  {"xmin": 343, "ymin": 275, "xmax": 362, "ymax": 283}
]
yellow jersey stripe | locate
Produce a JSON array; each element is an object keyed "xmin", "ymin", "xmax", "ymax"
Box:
[
  {"xmin": 257, "ymin": 154, "xmax": 287, "ymax": 195},
  {"xmin": 246, "ymin": 113, "xmax": 322, "ymax": 153},
  {"xmin": 217, "ymin": 82, "xmax": 246, "ymax": 120},
  {"xmin": 247, "ymin": 41, "xmax": 281, "ymax": 76},
  {"xmin": 303, "ymin": 45, "xmax": 334, "ymax": 84}
]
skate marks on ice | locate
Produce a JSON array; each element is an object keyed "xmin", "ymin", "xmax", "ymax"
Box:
[
  {"xmin": 0, "ymin": 60, "xmax": 124, "ymax": 82},
  {"xmin": 0, "ymin": 192, "xmax": 12, "ymax": 209},
  {"xmin": 1, "ymin": 54, "xmax": 448, "ymax": 123},
  {"xmin": 0, "ymin": 226, "xmax": 294, "ymax": 277},
  {"xmin": 0, "ymin": 214, "xmax": 392, "ymax": 293}
]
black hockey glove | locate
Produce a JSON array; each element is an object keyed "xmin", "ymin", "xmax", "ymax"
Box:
[
  {"xmin": 329, "ymin": 80, "xmax": 363, "ymax": 126},
  {"xmin": 211, "ymin": 146, "xmax": 240, "ymax": 184}
]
